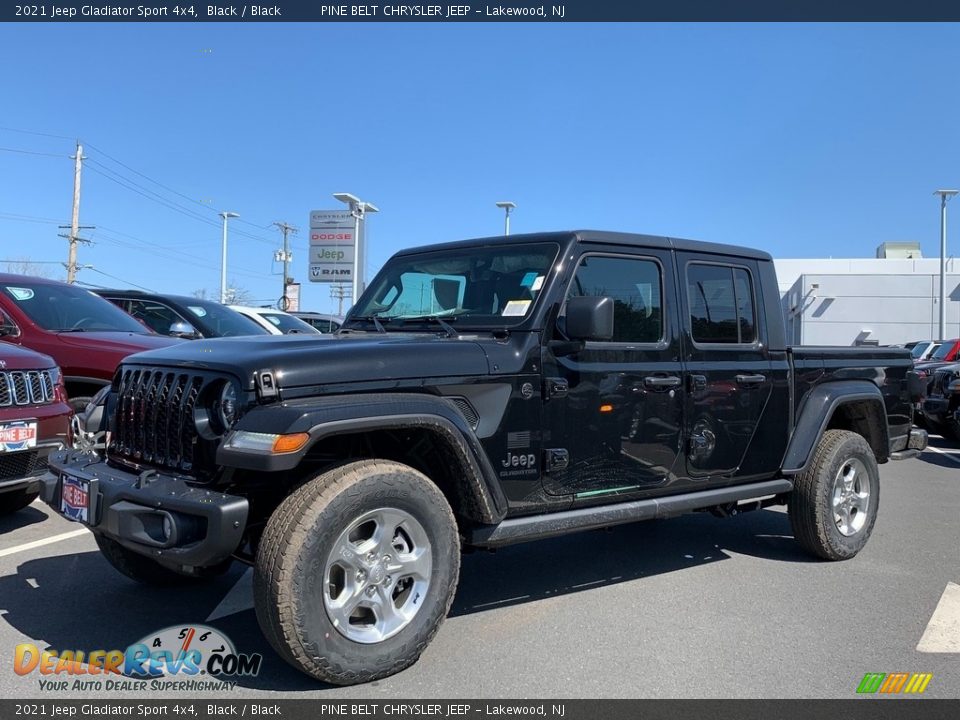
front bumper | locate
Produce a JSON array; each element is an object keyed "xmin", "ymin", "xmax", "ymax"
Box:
[
  {"xmin": 41, "ymin": 449, "xmax": 248, "ymax": 568},
  {"xmin": 922, "ymin": 396, "xmax": 953, "ymax": 423}
]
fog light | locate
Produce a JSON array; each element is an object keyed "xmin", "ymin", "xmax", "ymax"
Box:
[{"xmin": 162, "ymin": 514, "xmax": 173, "ymax": 541}]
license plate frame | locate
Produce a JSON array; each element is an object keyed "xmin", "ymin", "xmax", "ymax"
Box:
[{"xmin": 60, "ymin": 472, "xmax": 97, "ymax": 524}]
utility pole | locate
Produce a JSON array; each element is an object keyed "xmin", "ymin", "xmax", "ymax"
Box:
[
  {"xmin": 330, "ymin": 284, "xmax": 349, "ymax": 316},
  {"xmin": 272, "ymin": 222, "xmax": 298, "ymax": 310},
  {"xmin": 66, "ymin": 142, "xmax": 86, "ymax": 283}
]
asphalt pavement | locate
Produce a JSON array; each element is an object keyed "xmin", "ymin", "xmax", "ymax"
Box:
[{"xmin": 1, "ymin": 437, "xmax": 957, "ymax": 699}]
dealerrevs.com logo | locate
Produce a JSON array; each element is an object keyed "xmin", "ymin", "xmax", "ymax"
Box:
[
  {"xmin": 856, "ymin": 672, "xmax": 933, "ymax": 694},
  {"xmin": 14, "ymin": 625, "xmax": 262, "ymax": 692}
]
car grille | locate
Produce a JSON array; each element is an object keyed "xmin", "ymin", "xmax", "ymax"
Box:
[
  {"xmin": 0, "ymin": 370, "xmax": 56, "ymax": 407},
  {"xmin": 0, "ymin": 450, "xmax": 46, "ymax": 482},
  {"xmin": 109, "ymin": 367, "xmax": 213, "ymax": 476}
]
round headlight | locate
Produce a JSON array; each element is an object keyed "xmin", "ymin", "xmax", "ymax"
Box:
[{"xmin": 218, "ymin": 382, "xmax": 239, "ymax": 429}]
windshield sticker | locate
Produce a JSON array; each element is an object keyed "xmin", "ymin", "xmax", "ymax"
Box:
[
  {"xmin": 502, "ymin": 300, "xmax": 532, "ymax": 317},
  {"xmin": 531, "ymin": 276, "xmax": 544, "ymax": 292},
  {"xmin": 520, "ymin": 271, "xmax": 539, "ymax": 288},
  {"xmin": 187, "ymin": 306, "xmax": 208, "ymax": 318},
  {"xmin": 5, "ymin": 287, "xmax": 34, "ymax": 301}
]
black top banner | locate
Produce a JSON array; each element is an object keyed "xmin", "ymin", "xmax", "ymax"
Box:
[{"xmin": 5, "ymin": 0, "xmax": 960, "ymax": 22}]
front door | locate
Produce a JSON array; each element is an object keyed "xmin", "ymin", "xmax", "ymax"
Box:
[
  {"xmin": 541, "ymin": 249, "xmax": 684, "ymax": 499},
  {"xmin": 677, "ymin": 255, "xmax": 773, "ymax": 477}
]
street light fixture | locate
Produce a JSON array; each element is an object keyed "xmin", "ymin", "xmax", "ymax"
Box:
[
  {"xmin": 218, "ymin": 211, "xmax": 239, "ymax": 304},
  {"xmin": 495, "ymin": 201, "xmax": 516, "ymax": 236},
  {"xmin": 333, "ymin": 193, "xmax": 379, "ymax": 304},
  {"xmin": 934, "ymin": 190, "xmax": 959, "ymax": 342}
]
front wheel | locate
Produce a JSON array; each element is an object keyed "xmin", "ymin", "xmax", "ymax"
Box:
[
  {"xmin": 253, "ymin": 459, "xmax": 460, "ymax": 686},
  {"xmin": 789, "ymin": 429, "xmax": 880, "ymax": 560}
]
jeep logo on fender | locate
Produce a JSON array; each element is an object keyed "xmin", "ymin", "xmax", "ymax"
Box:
[{"xmin": 502, "ymin": 452, "xmax": 536, "ymax": 468}]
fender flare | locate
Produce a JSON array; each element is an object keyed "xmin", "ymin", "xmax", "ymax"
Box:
[
  {"xmin": 781, "ymin": 380, "xmax": 889, "ymax": 475},
  {"xmin": 217, "ymin": 393, "xmax": 508, "ymax": 523}
]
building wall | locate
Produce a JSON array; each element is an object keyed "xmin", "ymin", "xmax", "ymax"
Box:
[{"xmin": 777, "ymin": 266, "xmax": 960, "ymax": 346}]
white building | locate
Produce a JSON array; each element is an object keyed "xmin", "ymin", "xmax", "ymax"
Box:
[{"xmin": 774, "ymin": 250, "xmax": 960, "ymax": 346}]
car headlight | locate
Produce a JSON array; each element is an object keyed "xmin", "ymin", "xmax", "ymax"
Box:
[{"xmin": 217, "ymin": 382, "xmax": 240, "ymax": 429}]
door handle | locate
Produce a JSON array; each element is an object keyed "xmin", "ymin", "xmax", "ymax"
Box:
[
  {"xmin": 736, "ymin": 374, "xmax": 767, "ymax": 385},
  {"xmin": 644, "ymin": 376, "xmax": 681, "ymax": 389}
]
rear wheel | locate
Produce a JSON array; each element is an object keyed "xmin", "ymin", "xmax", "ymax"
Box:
[
  {"xmin": 95, "ymin": 535, "xmax": 232, "ymax": 585},
  {"xmin": 254, "ymin": 459, "xmax": 460, "ymax": 685},
  {"xmin": 0, "ymin": 488, "xmax": 39, "ymax": 516},
  {"xmin": 789, "ymin": 430, "xmax": 880, "ymax": 560}
]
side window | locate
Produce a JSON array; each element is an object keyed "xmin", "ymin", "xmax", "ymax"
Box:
[
  {"xmin": 567, "ymin": 255, "xmax": 663, "ymax": 343},
  {"xmin": 128, "ymin": 300, "xmax": 188, "ymax": 336},
  {"xmin": 687, "ymin": 263, "xmax": 757, "ymax": 344}
]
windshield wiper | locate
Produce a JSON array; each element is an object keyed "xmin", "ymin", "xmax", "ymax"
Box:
[
  {"xmin": 349, "ymin": 315, "xmax": 386, "ymax": 334},
  {"xmin": 55, "ymin": 328, "xmax": 89, "ymax": 333},
  {"xmin": 398, "ymin": 315, "xmax": 460, "ymax": 338}
]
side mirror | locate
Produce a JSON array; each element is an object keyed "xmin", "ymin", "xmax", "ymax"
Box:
[
  {"xmin": 169, "ymin": 321, "xmax": 200, "ymax": 339},
  {"xmin": 566, "ymin": 296, "xmax": 614, "ymax": 341}
]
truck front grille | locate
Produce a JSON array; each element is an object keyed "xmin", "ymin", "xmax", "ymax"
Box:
[
  {"xmin": 109, "ymin": 367, "xmax": 209, "ymax": 476},
  {"xmin": 0, "ymin": 370, "xmax": 55, "ymax": 407},
  {"xmin": 0, "ymin": 450, "xmax": 46, "ymax": 481}
]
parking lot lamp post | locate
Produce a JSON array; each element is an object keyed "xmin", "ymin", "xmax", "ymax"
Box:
[
  {"xmin": 935, "ymin": 190, "xmax": 959, "ymax": 342},
  {"xmin": 496, "ymin": 201, "xmax": 516, "ymax": 236},
  {"xmin": 219, "ymin": 211, "xmax": 239, "ymax": 304},
  {"xmin": 333, "ymin": 193, "xmax": 378, "ymax": 305}
]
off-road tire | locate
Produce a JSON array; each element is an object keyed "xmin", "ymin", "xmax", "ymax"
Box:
[
  {"xmin": 0, "ymin": 488, "xmax": 39, "ymax": 516},
  {"xmin": 789, "ymin": 429, "xmax": 880, "ymax": 560},
  {"xmin": 95, "ymin": 534, "xmax": 232, "ymax": 585},
  {"xmin": 253, "ymin": 459, "xmax": 460, "ymax": 686}
]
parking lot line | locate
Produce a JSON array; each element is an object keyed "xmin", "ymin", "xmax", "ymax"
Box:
[
  {"xmin": 925, "ymin": 445, "xmax": 960, "ymax": 466},
  {"xmin": 0, "ymin": 528, "xmax": 89, "ymax": 558},
  {"xmin": 917, "ymin": 582, "xmax": 960, "ymax": 653}
]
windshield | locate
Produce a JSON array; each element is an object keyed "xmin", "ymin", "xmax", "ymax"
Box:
[
  {"xmin": 349, "ymin": 242, "xmax": 559, "ymax": 329},
  {"xmin": 911, "ymin": 342, "xmax": 932, "ymax": 359},
  {"xmin": 3, "ymin": 282, "xmax": 152, "ymax": 333},
  {"xmin": 258, "ymin": 312, "xmax": 320, "ymax": 334},
  {"xmin": 931, "ymin": 341, "xmax": 956, "ymax": 361},
  {"xmin": 183, "ymin": 300, "xmax": 269, "ymax": 337}
]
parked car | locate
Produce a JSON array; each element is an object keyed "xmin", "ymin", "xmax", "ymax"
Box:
[
  {"xmin": 909, "ymin": 340, "xmax": 940, "ymax": 362},
  {"xmin": 229, "ymin": 306, "xmax": 320, "ymax": 335},
  {"xmin": 1, "ymin": 345, "xmax": 72, "ymax": 516},
  {"xmin": 44, "ymin": 230, "xmax": 926, "ymax": 686},
  {"xmin": 291, "ymin": 312, "xmax": 344, "ymax": 333},
  {"xmin": 921, "ymin": 361, "xmax": 960, "ymax": 439},
  {"xmin": 94, "ymin": 290, "xmax": 269, "ymax": 339},
  {"xmin": 0, "ymin": 275, "xmax": 181, "ymax": 411}
]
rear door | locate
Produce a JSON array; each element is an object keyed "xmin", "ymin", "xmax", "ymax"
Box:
[{"xmin": 677, "ymin": 254, "xmax": 773, "ymax": 477}]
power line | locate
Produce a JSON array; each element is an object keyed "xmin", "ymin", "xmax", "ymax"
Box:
[
  {"xmin": 0, "ymin": 126, "xmax": 74, "ymax": 141},
  {"xmin": 0, "ymin": 146, "xmax": 68, "ymax": 158},
  {"xmin": 85, "ymin": 266, "xmax": 155, "ymax": 292}
]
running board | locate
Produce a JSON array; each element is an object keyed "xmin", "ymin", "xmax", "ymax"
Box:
[{"xmin": 468, "ymin": 479, "xmax": 794, "ymax": 548}]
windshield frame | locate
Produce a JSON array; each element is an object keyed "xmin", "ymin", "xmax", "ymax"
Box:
[{"xmin": 346, "ymin": 241, "xmax": 562, "ymax": 332}]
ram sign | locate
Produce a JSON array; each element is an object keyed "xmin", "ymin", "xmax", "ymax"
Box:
[{"xmin": 309, "ymin": 209, "xmax": 355, "ymax": 284}]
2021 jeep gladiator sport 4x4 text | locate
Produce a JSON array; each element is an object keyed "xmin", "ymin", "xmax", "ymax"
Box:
[{"xmin": 42, "ymin": 231, "xmax": 927, "ymax": 685}]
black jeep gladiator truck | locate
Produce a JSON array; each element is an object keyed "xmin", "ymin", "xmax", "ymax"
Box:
[{"xmin": 42, "ymin": 231, "xmax": 927, "ymax": 685}]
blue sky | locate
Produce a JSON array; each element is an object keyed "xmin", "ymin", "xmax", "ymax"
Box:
[{"xmin": 1, "ymin": 23, "xmax": 959, "ymax": 314}]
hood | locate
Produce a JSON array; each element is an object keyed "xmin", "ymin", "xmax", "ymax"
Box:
[
  {"xmin": 56, "ymin": 331, "xmax": 183, "ymax": 354},
  {"xmin": 0, "ymin": 343, "xmax": 56, "ymax": 371},
  {"xmin": 120, "ymin": 333, "xmax": 492, "ymax": 389}
]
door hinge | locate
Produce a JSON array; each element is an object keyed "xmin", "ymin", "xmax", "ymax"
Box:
[
  {"xmin": 544, "ymin": 377, "xmax": 569, "ymax": 400},
  {"xmin": 688, "ymin": 374, "xmax": 707, "ymax": 393},
  {"xmin": 544, "ymin": 448, "xmax": 569, "ymax": 472}
]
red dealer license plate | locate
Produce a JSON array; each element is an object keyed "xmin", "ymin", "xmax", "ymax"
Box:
[
  {"xmin": 0, "ymin": 421, "xmax": 37, "ymax": 453},
  {"xmin": 60, "ymin": 474, "xmax": 90, "ymax": 524}
]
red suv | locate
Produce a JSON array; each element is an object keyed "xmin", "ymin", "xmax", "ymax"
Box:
[
  {"xmin": 1, "ymin": 344, "xmax": 72, "ymax": 516},
  {"xmin": 0, "ymin": 274, "xmax": 182, "ymax": 411}
]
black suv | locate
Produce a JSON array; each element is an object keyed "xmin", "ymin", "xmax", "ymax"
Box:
[
  {"xmin": 46, "ymin": 231, "xmax": 925, "ymax": 686},
  {"xmin": 94, "ymin": 290, "xmax": 268, "ymax": 339}
]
